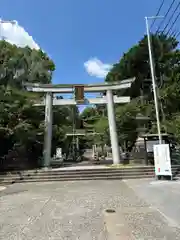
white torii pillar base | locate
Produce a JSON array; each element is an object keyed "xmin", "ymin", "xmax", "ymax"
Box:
[{"xmin": 106, "ymin": 89, "xmax": 120, "ymax": 164}]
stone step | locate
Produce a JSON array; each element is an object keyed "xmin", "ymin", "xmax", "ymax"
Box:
[
  {"xmin": 0, "ymin": 174, "xmax": 155, "ymax": 184},
  {"xmin": 1, "ymin": 167, "xmax": 180, "ymax": 178},
  {"xmin": 0, "ymin": 170, "xmax": 154, "ymax": 179},
  {"xmin": 1, "ymin": 165, "xmax": 180, "ymax": 175},
  {"xmin": 0, "ymin": 167, "xmax": 155, "ymax": 175},
  {"xmin": 0, "ymin": 171, "xmax": 155, "ymax": 180},
  {"xmin": 0, "ymin": 170, "xmax": 157, "ymax": 180},
  {"xmin": 1, "ymin": 165, "xmax": 179, "ymax": 184},
  {"xmin": 24, "ymin": 169, "xmax": 156, "ymax": 175},
  {"xmin": 1, "ymin": 166, "xmax": 178, "ymax": 176},
  {"xmin": 39, "ymin": 166, "xmax": 157, "ymax": 173}
]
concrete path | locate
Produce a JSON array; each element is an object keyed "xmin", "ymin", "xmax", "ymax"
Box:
[
  {"xmin": 0, "ymin": 180, "xmax": 180, "ymax": 239},
  {"xmin": 124, "ymin": 178, "xmax": 180, "ymax": 230}
]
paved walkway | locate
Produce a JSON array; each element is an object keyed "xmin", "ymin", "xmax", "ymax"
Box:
[
  {"xmin": 124, "ymin": 178, "xmax": 180, "ymax": 229},
  {"xmin": 0, "ymin": 180, "xmax": 180, "ymax": 239}
]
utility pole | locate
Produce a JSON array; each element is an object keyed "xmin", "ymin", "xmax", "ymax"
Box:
[{"xmin": 145, "ymin": 16, "xmax": 163, "ymax": 144}]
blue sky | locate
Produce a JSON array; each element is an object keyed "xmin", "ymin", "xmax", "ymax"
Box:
[{"xmin": 1, "ymin": 0, "xmax": 171, "ymax": 87}]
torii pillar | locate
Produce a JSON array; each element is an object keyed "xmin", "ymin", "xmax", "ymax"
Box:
[
  {"xmin": 106, "ymin": 89, "xmax": 120, "ymax": 164},
  {"xmin": 43, "ymin": 92, "xmax": 53, "ymax": 168}
]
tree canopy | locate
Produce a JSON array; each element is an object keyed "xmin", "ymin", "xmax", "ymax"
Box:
[
  {"xmin": 81, "ymin": 33, "xmax": 180, "ymax": 150},
  {"xmin": 0, "ymin": 41, "xmax": 79, "ymax": 170}
]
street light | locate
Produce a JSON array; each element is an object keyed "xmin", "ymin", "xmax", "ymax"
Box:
[
  {"xmin": 145, "ymin": 16, "xmax": 163, "ymax": 144},
  {"xmin": 0, "ymin": 19, "xmax": 16, "ymax": 40}
]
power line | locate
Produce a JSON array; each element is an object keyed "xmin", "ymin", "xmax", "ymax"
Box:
[
  {"xmin": 172, "ymin": 29, "xmax": 180, "ymax": 39},
  {"xmin": 161, "ymin": 1, "xmax": 180, "ymax": 34},
  {"xmin": 169, "ymin": 26, "xmax": 180, "ymax": 38},
  {"xmin": 175, "ymin": 31, "xmax": 180, "ymax": 38},
  {"xmin": 150, "ymin": 0, "xmax": 165, "ymax": 30},
  {"xmin": 166, "ymin": 10, "xmax": 180, "ymax": 35},
  {"xmin": 169, "ymin": 28, "xmax": 177, "ymax": 37},
  {"xmin": 156, "ymin": 0, "xmax": 176, "ymax": 33}
]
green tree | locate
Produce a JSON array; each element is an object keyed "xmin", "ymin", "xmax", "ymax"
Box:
[
  {"xmin": 105, "ymin": 34, "xmax": 180, "ymax": 146},
  {"xmin": 0, "ymin": 40, "xmax": 80, "ymax": 170},
  {"xmin": 106, "ymin": 34, "xmax": 179, "ymax": 98},
  {"xmin": 115, "ymin": 101, "xmax": 139, "ymax": 151},
  {"xmin": 93, "ymin": 117, "xmax": 109, "ymax": 151}
]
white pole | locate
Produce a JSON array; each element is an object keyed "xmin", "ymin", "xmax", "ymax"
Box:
[
  {"xmin": 145, "ymin": 17, "xmax": 162, "ymax": 144},
  {"xmin": 106, "ymin": 89, "xmax": 120, "ymax": 164}
]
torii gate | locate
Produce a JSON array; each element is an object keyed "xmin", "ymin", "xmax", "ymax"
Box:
[{"xmin": 24, "ymin": 78, "xmax": 135, "ymax": 167}]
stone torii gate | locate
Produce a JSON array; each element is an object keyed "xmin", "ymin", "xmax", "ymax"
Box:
[{"xmin": 24, "ymin": 78, "xmax": 135, "ymax": 167}]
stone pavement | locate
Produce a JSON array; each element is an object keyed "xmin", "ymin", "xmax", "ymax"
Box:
[
  {"xmin": 0, "ymin": 180, "xmax": 180, "ymax": 239},
  {"xmin": 124, "ymin": 178, "xmax": 180, "ymax": 229}
]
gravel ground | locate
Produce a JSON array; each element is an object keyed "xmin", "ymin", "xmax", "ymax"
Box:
[
  {"xmin": 0, "ymin": 180, "xmax": 180, "ymax": 239},
  {"xmin": 124, "ymin": 179, "xmax": 180, "ymax": 228}
]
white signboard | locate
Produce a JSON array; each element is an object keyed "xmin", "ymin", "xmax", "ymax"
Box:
[
  {"xmin": 56, "ymin": 148, "xmax": 62, "ymax": 158},
  {"xmin": 153, "ymin": 144, "xmax": 172, "ymax": 177}
]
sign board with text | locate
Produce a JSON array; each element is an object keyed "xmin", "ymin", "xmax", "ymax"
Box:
[{"xmin": 153, "ymin": 144, "xmax": 172, "ymax": 177}]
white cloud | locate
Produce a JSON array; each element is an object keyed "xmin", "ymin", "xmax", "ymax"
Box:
[
  {"xmin": 84, "ymin": 58, "xmax": 112, "ymax": 78},
  {"xmin": 0, "ymin": 19, "xmax": 39, "ymax": 49}
]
